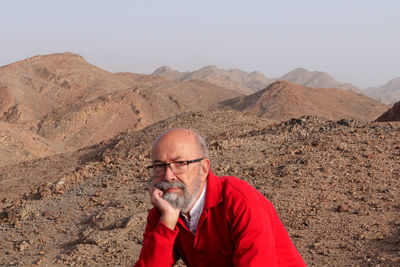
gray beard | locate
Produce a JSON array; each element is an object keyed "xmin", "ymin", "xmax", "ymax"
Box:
[{"xmin": 155, "ymin": 176, "xmax": 201, "ymax": 213}]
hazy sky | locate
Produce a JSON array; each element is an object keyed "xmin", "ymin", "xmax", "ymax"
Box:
[{"xmin": 1, "ymin": 0, "xmax": 399, "ymax": 88}]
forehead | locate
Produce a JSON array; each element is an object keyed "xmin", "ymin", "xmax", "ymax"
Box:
[{"xmin": 151, "ymin": 130, "xmax": 199, "ymax": 161}]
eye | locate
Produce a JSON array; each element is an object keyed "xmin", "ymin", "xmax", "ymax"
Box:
[
  {"xmin": 174, "ymin": 161, "xmax": 187, "ymax": 168},
  {"xmin": 153, "ymin": 163, "xmax": 165, "ymax": 169}
]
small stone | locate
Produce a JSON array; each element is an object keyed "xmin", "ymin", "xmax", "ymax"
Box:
[
  {"xmin": 103, "ymin": 156, "xmax": 111, "ymax": 164},
  {"xmin": 33, "ymin": 256, "xmax": 46, "ymax": 265},
  {"xmin": 16, "ymin": 240, "xmax": 29, "ymax": 251},
  {"xmin": 337, "ymin": 204, "xmax": 349, "ymax": 213}
]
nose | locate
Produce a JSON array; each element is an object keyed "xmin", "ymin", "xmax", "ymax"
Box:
[{"xmin": 163, "ymin": 164, "xmax": 176, "ymax": 182}]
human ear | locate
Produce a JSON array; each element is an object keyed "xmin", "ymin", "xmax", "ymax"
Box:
[{"xmin": 201, "ymin": 158, "xmax": 210, "ymax": 176}]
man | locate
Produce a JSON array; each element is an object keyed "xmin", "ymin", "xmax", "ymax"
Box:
[{"xmin": 135, "ymin": 128, "xmax": 306, "ymax": 266}]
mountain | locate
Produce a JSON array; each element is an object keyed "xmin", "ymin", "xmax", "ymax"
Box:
[
  {"xmin": 116, "ymin": 72, "xmax": 242, "ymax": 111},
  {"xmin": 279, "ymin": 68, "xmax": 361, "ymax": 93},
  {"xmin": 153, "ymin": 66, "xmax": 364, "ymax": 96},
  {"xmin": 0, "ymin": 53, "xmax": 241, "ymax": 151},
  {"xmin": 364, "ymin": 77, "xmax": 400, "ymax": 104},
  {"xmin": 219, "ymin": 80, "xmax": 387, "ymax": 122},
  {"xmin": 0, "ymin": 52, "xmax": 153, "ymax": 150},
  {"xmin": 152, "ymin": 66, "xmax": 186, "ymax": 80},
  {"xmin": 375, "ymin": 101, "xmax": 400, "ymax": 122},
  {"xmin": 152, "ymin": 65, "xmax": 274, "ymax": 94},
  {"xmin": 0, "ymin": 52, "xmax": 129, "ymax": 125}
]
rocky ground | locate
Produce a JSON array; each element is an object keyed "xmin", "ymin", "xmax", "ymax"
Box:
[{"xmin": 0, "ymin": 109, "xmax": 399, "ymax": 266}]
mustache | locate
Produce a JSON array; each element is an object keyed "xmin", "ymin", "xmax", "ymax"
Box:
[{"xmin": 155, "ymin": 180, "xmax": 185, "ymax": 191}]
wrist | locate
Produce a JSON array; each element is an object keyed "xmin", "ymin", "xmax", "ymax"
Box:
[{"xmin": 160, "ymin": 211, "xmax": 179, "ymax": 230}]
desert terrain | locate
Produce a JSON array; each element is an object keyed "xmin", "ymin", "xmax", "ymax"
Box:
[
  {"xmin": 1, "ymin": 53, "xmax": 399, "ymax": 266},
  {"xmin": 0, "ymin": 53, "xmax": 241, "ymax": 166},
  {"xmin": 219, "ymin": 80, "xmax": 387, "ymax": 122}
]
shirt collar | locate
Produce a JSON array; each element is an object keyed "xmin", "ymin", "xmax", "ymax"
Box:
[{"xmin": 180, "ymin": 182, "xmax": 207, "ymax": 234}]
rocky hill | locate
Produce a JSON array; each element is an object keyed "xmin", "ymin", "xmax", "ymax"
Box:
[
  {"xmin": 153, "ymin": 66, "xmax": 364, "ymax": 96},
  {"xmin": 376, "ymin": 101, "xmax": 400, "ymax": 122},
  {"xmin": 219, "ymin": 80, "xmax": 387, "ymax": 122},
  {"xmin": 0, "ymin": 109, "xmax": 399, "ymax": 266},
  {"xmin": 118, "ymin": 72, "xmax": 242, "ymax": 111},
  {"xmin": 279, "ymin": 68, "xmax": 361, "ymax": 93},
  {"xmin": 0, "ymin": 53, "xmax": 241, "ymax": 152},
  {"xmin": 153, "ymin": 65, "xmax": 273, "ymax": 94},
  {"xmin": 0, "ymin": 52, "xmax": 129, "ymax": 125},
  {"xmin": 365, "ymin": 77, "xmax": 400, "ymax": 104}
]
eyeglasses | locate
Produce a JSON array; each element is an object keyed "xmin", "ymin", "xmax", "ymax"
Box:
[{"xmin": 147, "ymin": 158, "xmax": 204, "ymax": 177}]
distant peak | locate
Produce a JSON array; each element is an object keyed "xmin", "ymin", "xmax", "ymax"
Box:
[
  {"xmin": 289, "ymin": 67, "xmax": 329, "ymax": 77},
  {"xmin": 199, "ymin": 65, "xmax": 219, "ymax": 71},
  {"xmin": 385, "ymin": 77, "xmax": 400, "ymax": 85},
  {"xmin": 272, "ymin": 80, "xmax": 293, "ymax": 86},
  {"xmin": 289, "ymin": 67, "xmax": 310, "ymax": 73},
  {"xmin": 249, "ymin": 71, "xmax": 262, "ymax": 75},
  {"xmin": 26, "ymin": 52, "xmax": 85, "ymax": 62},
  {"xmin": 0, "ymin": 52, "xmax": 87, "ymax": 69},
  {"xmin": 264, "ymin": 80, "xmax": 296, "ymax": 91},
  {"xmin": 152, "ymin": 65, "xmax": 175, "ymax": 75}
]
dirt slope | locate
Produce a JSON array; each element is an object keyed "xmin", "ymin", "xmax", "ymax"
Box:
[
  {"xmin": 0, "ymin": 109, "xmax": 399, "ymax": 266},
  {"xmin": 376, "ymin": 101, "xmax": 400, "ymax": 122},
  {"xmin": 220, "ymin": 80, "xmax": 388, "ymax": 122},
  {"xmin": 0, "ymin": 121, "xmax": 66, "ymax": 167}
]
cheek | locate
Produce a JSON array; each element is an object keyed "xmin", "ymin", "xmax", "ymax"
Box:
[
  {"xmin": 151, "ymin": 177, "xmax": 162, "ymax": 186},
  {"xmin": 179, "ymin": 174, "xmax": 196, "ymax": 192},
  {"xmin": 188, "ymin": 169, "xmax": 204, "ymax": 190},
  {"xmin": 177, "ymin": 175, "xmax": 189, "ymax": 188}
]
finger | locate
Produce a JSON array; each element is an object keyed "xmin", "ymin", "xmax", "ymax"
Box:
[
  {"xmin": 153, "ymin": 188, "xmax": 163, "ymax": 200},
  {"xmin": 149, "ymin": 184, "xmax": 162, "ymax": 197},
  {"xmin": 149, "ymin": 187, "xmax": 164, "ymax": 205}
]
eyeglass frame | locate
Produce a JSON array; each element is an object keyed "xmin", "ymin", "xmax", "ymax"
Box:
[{"xmin": 146, "ymin": 158, "xmax": 204, "ymax": 177}]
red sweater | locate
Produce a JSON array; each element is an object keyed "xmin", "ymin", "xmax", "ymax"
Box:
[{"xmin": 135, "ymin": 170, "xmax": 306, "ymax": 267}]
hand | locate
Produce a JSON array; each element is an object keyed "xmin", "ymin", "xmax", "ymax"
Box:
[{"xmin": 149, "ymin": 185, "xmax": 180, "ymax": 230}]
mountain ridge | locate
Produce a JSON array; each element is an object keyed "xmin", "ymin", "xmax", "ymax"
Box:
[
  {"xmin": 364, "ymin": 77, "xmax": 400, "ymax": 104},
  {"xmin": 0, "ymin": 52, "xmax": 241, "ymax": 154},
  {"xmin": 219, "ymin": 80, "xmax": 387, "ymax": 122},
  {"xmin": 152, "ymin": 65, "xmax": 362, "ymax": 95}
]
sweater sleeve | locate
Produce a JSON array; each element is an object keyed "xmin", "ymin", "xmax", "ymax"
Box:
[
  {"xmin": 134, "ymin": 209, "xmax": 180, "ymax": 267},
  {"xmin": 230, "ymin": 188, "xmax": 306, "ymax": 267}
]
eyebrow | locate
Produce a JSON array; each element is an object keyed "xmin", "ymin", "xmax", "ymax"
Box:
[{"xmin": 152, "ymin": 156, "xmax": 184, "ymax": 163}]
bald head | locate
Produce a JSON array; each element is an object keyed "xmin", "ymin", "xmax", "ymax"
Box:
[{"xmin": 151, "ymin": 128, "xmax": 209, "ymax": 160}]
